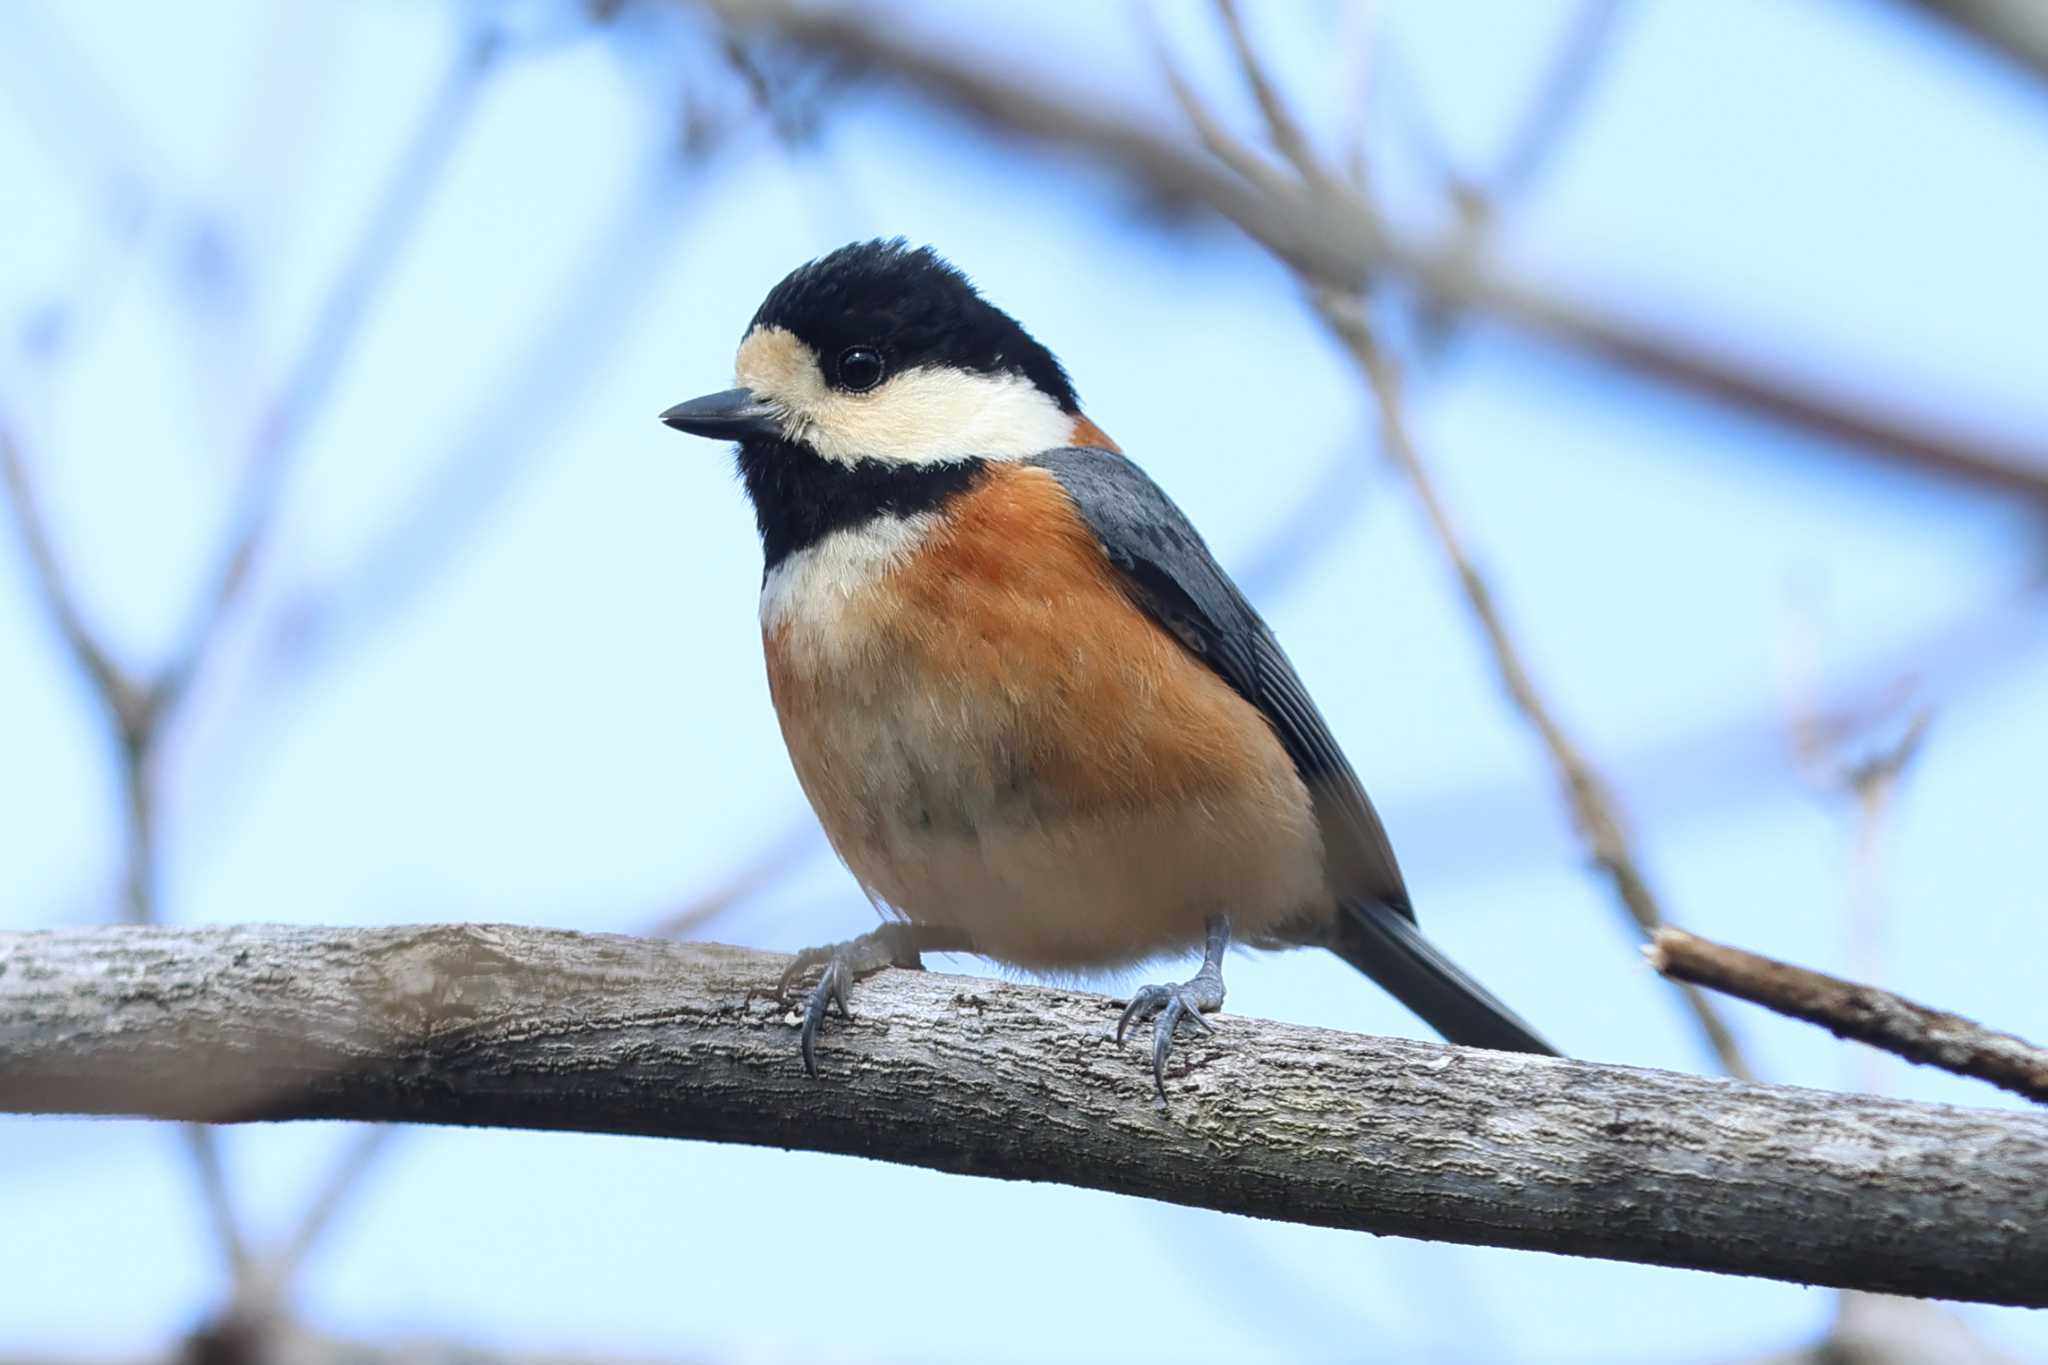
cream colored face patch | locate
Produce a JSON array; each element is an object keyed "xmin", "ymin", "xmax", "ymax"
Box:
[{"xmin": 734, "ymin": 325, "xmax": 1072, "ymax": 467}]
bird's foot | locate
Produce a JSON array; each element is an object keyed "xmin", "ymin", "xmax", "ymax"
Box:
[
  {"xmin": 777, "ymin": 923, "xmax": 963, "ymax": 1078},
  {"xmin": 1117, "ymin": 970, "xmax": 1225, "ymax": 1102}
]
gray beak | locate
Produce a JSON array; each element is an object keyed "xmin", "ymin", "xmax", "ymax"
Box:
[{"xmin": 659, "ymin": 387, "xmax": 781, "ymax": 441}]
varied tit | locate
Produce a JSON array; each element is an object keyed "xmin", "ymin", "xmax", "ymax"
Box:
[{"xmin": 662, "ymin": 239, "xmax": 1556, "ymax": 1098}]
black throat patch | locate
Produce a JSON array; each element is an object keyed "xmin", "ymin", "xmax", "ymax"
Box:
[{"xmin": 736, "ymin": 437, "xmax": 988, "ymax": 572}]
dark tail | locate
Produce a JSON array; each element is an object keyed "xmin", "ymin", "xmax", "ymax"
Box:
[{"xmin": 1329, "ymin": 900, "xmax": 1558, "ymax": 1056}]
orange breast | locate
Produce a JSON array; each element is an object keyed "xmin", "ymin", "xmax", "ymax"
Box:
[
  {"xmin": 763, "ymin": 464, "xmax": 1325, "ymax": 969},
  {"xmin": 903, "ymin": 467, "xmax": 1271, "ymax": 811}
]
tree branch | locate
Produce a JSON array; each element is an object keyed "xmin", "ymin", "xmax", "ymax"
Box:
[
  {"xmin": 1647, "ymin": 927, "xmax": 2048, "ymax": 1106},
  {"xmin": 3, "ymin": 923, "xmax": 2045, "ymax": 1307}
]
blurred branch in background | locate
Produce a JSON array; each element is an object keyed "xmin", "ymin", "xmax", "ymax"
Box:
[
  {"xmin": 2, "ymin": 9, "xmax": 505, "ymax": 1316},
  {"xmin": 698, "ymin": 0, "xmax": 2048, "ymax": 511},
  {"xmin": 258, "ymin": 154, "xmax": 699, "ymax": 676},
  {"xmin": 1319, "ymin": 295, "xmax": 1754, "ymax": 1077},
  {"xmin": 1898, "ymin": 0, "xmax": 2048, "ymax": 88},
  {"xmin": 2, "ymin": 21, "xmax": 501, "ymax": 917},
  {"xmin": 646, "ymin": 815, "xmax": 821, "ymax": 939},
  {"xmin": 3, "ymin": 418, "xmax": 260, "ymax": 1277},
  {"xmin": 1838, "ymin": 710, "xmax": 1927, "ymax": 1086},
  {"xmin": 1396, "ymin": 0, "xmax": 1634, "ymax": 351},
  {"xmin": 266, "ymin": 1126, "xmax": 396, "ymax": 1292},
  {"xmin": 6, "ymin": 923, "xmax": 2047, "ymax": 1308},
  {"xmin": 155, "ymin": 25, "xmax": 506, "ymax": 721},
  {"xmin": 1782, "ymin": 578, "xmax": 1937, "ymax": 1097},
  {"xmin": 1751, "ymin": 1290, "xmax": 2028, "ymax": 1365},
  {"xmin": 1483, "ymin": 0, "xmax": 1633, "ymax": 208},
  {"xmin": 0, "ymin": 5, "xmax": 188, "ymax": 282},
  {"xmin": 0, "ymin": 429, "xmax": 135, "ymax": 721},
  {"xmin": 1750, "ymin": 679, "xmax": 2009, "ymax": 1365},
  {"xmin": 1364, "ymin": 562, "xmax": 2048, "ymax": 922},
  {"xmin": 1648, "ymin": 926, "xmax": 2048, "ymax": 1104},
  {"xmin": 256, "ymin": 31, "xmax": 848, "ymax": 683},
  {"xmin": 1160, "ymin": 0, "xmax": 1755, "ymax": 1078}
]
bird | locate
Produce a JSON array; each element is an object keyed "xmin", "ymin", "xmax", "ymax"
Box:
[{"xmin": 660, "ymin": 239, "xmax": 1556, "ymax": 1098}]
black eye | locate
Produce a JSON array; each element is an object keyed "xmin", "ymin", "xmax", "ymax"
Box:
[{"xmin": 837, "ymin": 346, "xmax": 886, "ymax": 392}]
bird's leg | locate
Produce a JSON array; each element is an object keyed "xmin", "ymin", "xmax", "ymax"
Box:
[
  {"xmin": 777, "ymin": 922, "xmax": 974, "ymax": 1077},
  {"xmin": 1117, "ymin": 916, "xmax": 1230, "ymax": 1100}
]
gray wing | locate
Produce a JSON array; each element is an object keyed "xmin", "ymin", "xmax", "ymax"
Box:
[{"xmin": 1028, "ymin": 447, "xmax": 1412, "ymax": 921}]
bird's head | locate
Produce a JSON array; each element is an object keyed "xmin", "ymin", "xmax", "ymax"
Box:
[{"xmin": 660, "ymin": 239, "xmax": 1085, "ymax": 470}]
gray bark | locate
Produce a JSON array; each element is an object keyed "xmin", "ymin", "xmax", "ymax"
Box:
[{"xmin": 3, "ymin": 923, "xmax": 2044, "ymax": 1306}]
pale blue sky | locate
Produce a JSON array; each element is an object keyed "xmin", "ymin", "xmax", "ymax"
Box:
[{"xmin": 4, "ymin": 2, "xmax": 2046, "ymax": 1360}]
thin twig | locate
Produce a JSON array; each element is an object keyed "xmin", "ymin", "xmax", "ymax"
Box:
[
  {"xmin": 1368, "ymin": 575, "xmax": 2043, "ymax": 884},
  {"xmin": 255, "ymin": 125, "xmax": 720, "ymax": 679},
  {"xmin": 1490, "ymin": 0, "xmax": 1632, "ymax": 205},
  {"xmin": 1648, "ymin": 927, "xmax": 2048, "ymax": 1105},
  {"xmin": 1157, "ymin": 13, "xmax": 1755, "ymax": 1079},
  {"xmin": 268, "ymin": 1126, "xmax": 396, "ymax": 1289},
  {"xmin": 1839, "ymin": 710, "xmax": 1933, "ymax": 1099},
  {"xmin": 1213, "ymin": 0, "xmax": 1327, "ymax": 187},
  {"xmin": 1417, "ymin": 0, "xmax": 1634, "ymax": 343},
  {"xmin": 153, "ymin": 24, "xmax": 506, "ymax": 718},
  {"xmin": 646, "ymin": 815, "xmax": 821, "ymax": 941},
  {"xmin": 1779, "ymin": 590, "xmax": 1938, "ymax": 1096},
  {"xmin": 0, "ymin": 4, "xmax": 171, "ymax": 246},
  {"xmin": 1335, "ymin": 0, "xmax": 1379, "ymax": 187},
  {"xmin": 179, "ymin": 1123, "xmax": 253, "ymax": 1282},
  {"xmin": 1143, "ymin": 8, "xmax": 1296, "ymax": 198},
  {"xmin": 0, "ymin": 427, "xmax": 141, "ymax": 727},
  {"xmin": 1318, "ymin": 296, "xmax": 1752, "ymax": 1079},
  {"xmin": 115, "ymin": 746, "xmax": 157, "ymax": 925}
]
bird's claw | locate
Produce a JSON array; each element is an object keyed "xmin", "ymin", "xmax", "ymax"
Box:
[
  {"xmin": 795, "ymin": 957, "xmax": 855, "ymax": 1078},
  {"xmin": 1117, "ymin": 976, "xmax": 1223, "ymax": 1100},
  {"xmin": 776, "ymin": 924, "xmax": 930, "ymax": 1078}
]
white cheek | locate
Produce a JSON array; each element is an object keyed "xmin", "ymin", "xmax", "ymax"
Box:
[
  {"xmin": 798, "ymin": 367, "xmax": 1074, "ymax": 466},
  {"xmin": 734, "ymin": 325, "xmax": 1073, "ymax": 467}
]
